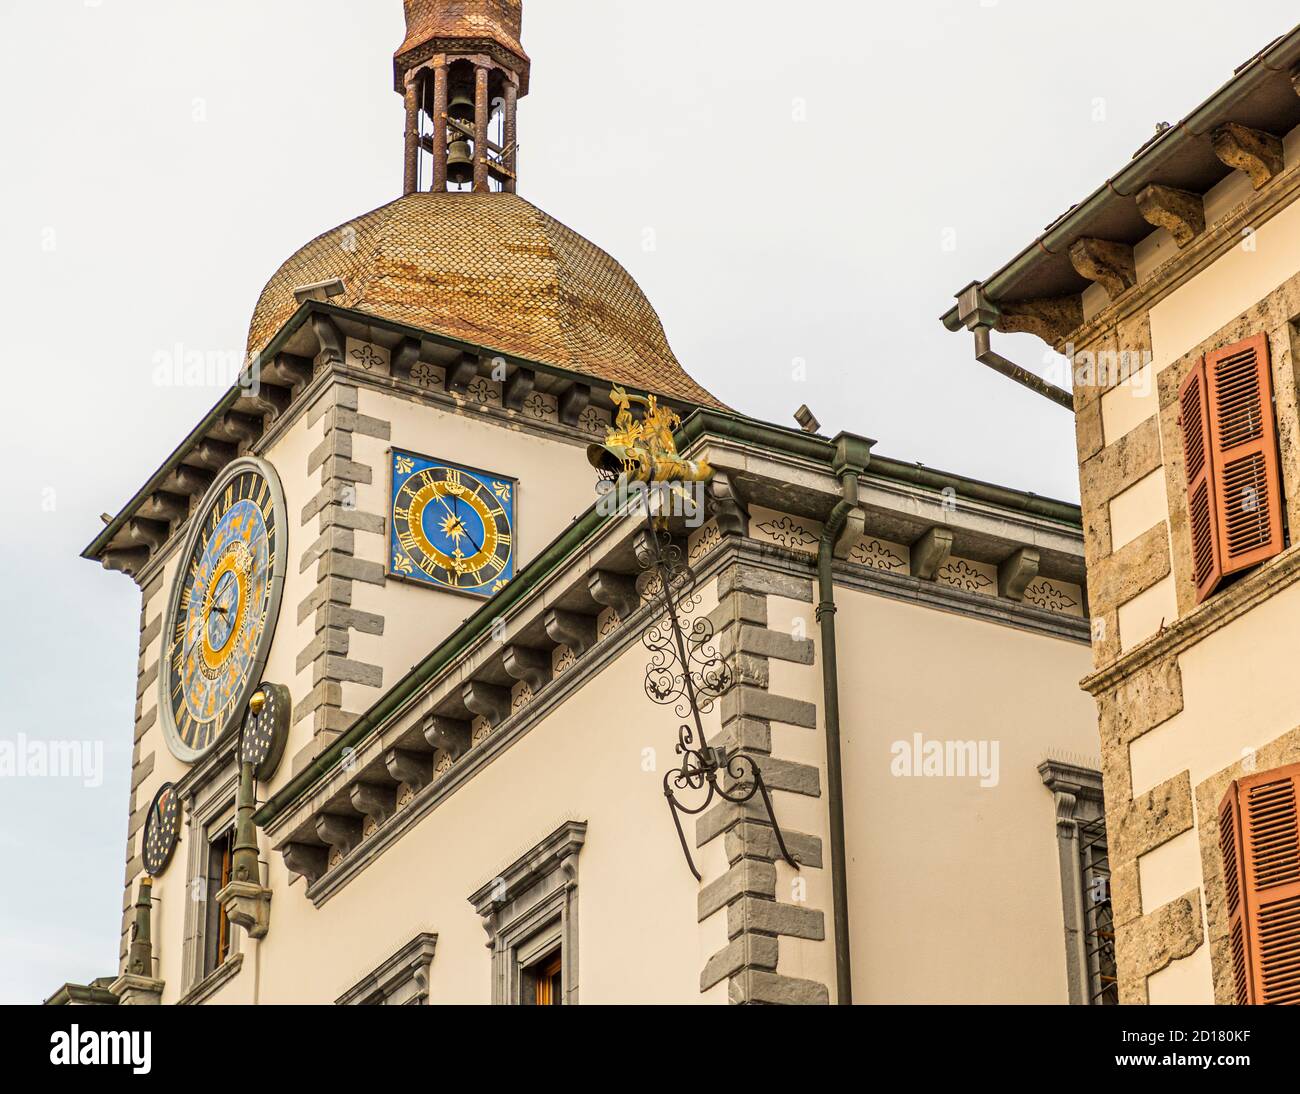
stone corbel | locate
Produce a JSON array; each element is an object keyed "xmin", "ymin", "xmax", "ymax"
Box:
[
  {"xmin": 238, "ymin": 383, "xmax": 291, "ymax": 421},
  {"xmin": 706, "ymin": 470, "xmax": 749, "ymax": 537},
  {"xmin": 102, "ymin": 547, "xmax": 150, "ymax": 578},
  {"xmin": 503, "ymin": 644, "xmax": 551, "ymax": 690},
  {"xmin": 219, "ymin": 411, "xmax": 263, "ymax": 448},
  {"xmin": 558, "ymin": 848, "xmax": 579, "ymax": 892},
  {"xmin": 1211, "ymin": 122, "xmax": 1284, "ymax": 190},
  {"xmin": 544, "ymin": 608, "xmax": 597, "ymax": 657},
  {"xmin": 267, "ymin": 353, "xmax": 314, "ymax": 394},
  {"xmin": 392, "ymin": 337, "xmax": 421, "ymax": 380},
  {"xmin": 503, "ymin": 367, "xmax": 534, "ymax": 411},
  {"xmin": 462, "ymin": 681, "xmax": 512, "ymax": 728},
  {"xmin": 445, "ymin": 353, "xmax": 478, "ymax": 395},
  {"xmin": 910, "ymin": 527, "xmax": 954, "ymax": 581},
  {"xmin": 1068, "ymin": 238, "xmax": 1136, "ymax": 300},
  {"xmin": 164, "ymin": 465, "xmax": 213, "ymax": 497},
  {"xmin": 315, "ymin": 814, "xmax": 362, "ymax": 859},
  {"xmin": 998, "ymin": 547, "xmax": 1041, "ymax": 601},
  {"xmin": 559, "ymin": 383, "xmax": 590, "ymax": 426},
  {"xmin": 125, "ymin": 518, "xmax": 169, "ymax": 552},
  {"xmin": 350, "ymin": 782, "xmax": 397, "ymax": 827},
  {"xmin": 192, "ymin": 438, "xmax": 237, "ymax": 470},
  {"xmin": 588, "ymin": 569, "xmax": 639, "ymax": 618},
  {"xmin": 138, "ymin": 492, "xmax": 189, "ymax": 525},
  {"xmin": 281, "ymin": 841, "xmax": 329, "ymax": 885},
  {"xmin": 385, "ymin": 747, "xmax": 432, "ymax": 791},
  {"xmin": 1052, "ymin": 787, "xmax": 1080, "ymax": 834},
  {"xmin": 995, "ymin": 295, "xmax": 1084, "ymax": 345},
  {"xmin": 423, "ymin": 716, "xmax": 471, "ymax": 761},
  {"xmin": 311, "ymin": 313, "xmax": 345, "ymax": 367},
  {"xmin": 217, "ymin": 880, "xmax": 272, "ymax": 940},
  {"xmin": 1134, "ymin": 184, "xmax": 1206, "ymax": 247}
]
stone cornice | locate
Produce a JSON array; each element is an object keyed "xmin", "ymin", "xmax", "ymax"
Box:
[
  {"xmin": 1081, "ymin": 542, "xmax": 1300, "ymax": 696},
  {"xmin": 1065, "ymin": 154, "xmax": 1300, "ymax": 358},
  {"xmin": 278, "ymin": 531, "xmax": 1089, "ymax": 907},
  {"xmin": 335, "ymin": 932, "xmax": 438, "ymax": 1005}
]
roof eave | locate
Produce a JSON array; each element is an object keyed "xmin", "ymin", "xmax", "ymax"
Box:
[{"xmin": 941, "ymin": 23, "xmax": 1300, "ymax": 328}]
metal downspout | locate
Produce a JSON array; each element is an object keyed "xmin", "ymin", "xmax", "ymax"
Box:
[{"xmin": 817, "ymin": 433, "xmax": 872, "ymax": 1005}]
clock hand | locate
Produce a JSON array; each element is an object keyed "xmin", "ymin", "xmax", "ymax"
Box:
[{"xmin": 453, "ymin": 495, "xmax": 482, "ymax": 555}]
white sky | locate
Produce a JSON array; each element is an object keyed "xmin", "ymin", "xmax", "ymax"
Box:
[{"xmin": 0, "ymin": 0, "xmax": 1294, "ymax": 1003}]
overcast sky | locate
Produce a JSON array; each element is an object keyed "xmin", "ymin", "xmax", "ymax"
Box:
[{"xmin": 1, "ymin": 0, "xmax": 1295, "ymax": 1003}]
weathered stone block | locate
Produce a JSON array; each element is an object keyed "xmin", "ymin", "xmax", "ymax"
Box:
[
  {"xmin": 728, "ymin": 969, "xmax": 829, "ymax": 1005},
  {"xmin": 727, "ymin": 897, "xmax": 825, "ymax": 941},
  {"xmin": 1111, "ymin": 770, "xmax": 1193, "ymax": 861},
  {"xmin": 718, "ymin": 565, "xmax": 813, "ymax": 603},
  {"xmin": 700, "ymin": 933, "xmax": 779, "ymax": 990},
  {"xmin": 720, "ymin": 686, "xmax": 816, "ymax": 729},
  {"xmin": 698, "ymin": 859, "xmax": 777, "ymax": 921},
  {"xmin": 1088, "ymin": 522, "xmax": 1171, "ymax": 618}
]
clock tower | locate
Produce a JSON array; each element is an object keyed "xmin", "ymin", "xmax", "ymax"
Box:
[{"xmin": 82, "ymin": 0, "xmax": 720, "ymax": 987}]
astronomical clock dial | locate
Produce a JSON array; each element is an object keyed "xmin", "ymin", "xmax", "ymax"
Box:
[
  {"xmin": 389, "ymin": 450, "xmax": 516, "ymax": 597},
  {"xmin": 159, "ymin": 458, "xmax": 287, "ymax": 764},
  {"xmin": 142, "ymin": 782, "xmax": 181, "ymax": 876},
  {"xmin": 240, "ymin": 682, "xmax": 291, "ymax": 780}
]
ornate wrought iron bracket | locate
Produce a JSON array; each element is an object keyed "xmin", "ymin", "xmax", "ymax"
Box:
[
  {"xmin": 589, "ymin": 387, "xmax": 797, "ymax": 880},
  {"xmin": 633, "ymin": 509, "xmax": 797, "ymax": 882}
]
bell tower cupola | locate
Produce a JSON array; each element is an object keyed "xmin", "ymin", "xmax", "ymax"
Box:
[{"xmin": 396, "ymin": 0, "xmax": 530, "ymax": 195}]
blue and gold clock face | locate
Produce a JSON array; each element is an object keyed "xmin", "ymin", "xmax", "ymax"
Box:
[
  {"xmin": 159, "ymin": 459, "xmax": 286, "ymax": 763},
  {"xmin": 389, "ymin": 450, "xmax": 515, "ymax": 596}
]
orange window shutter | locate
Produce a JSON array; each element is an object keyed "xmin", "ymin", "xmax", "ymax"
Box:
[
  {"xmin": 1237, "ymin": 763, "xmax": 1300, "ymax": 1005},
  {"xmin": 1178, "ymin": 356, "xmax": 1224, "ymax": 603},
  {"xmin": 1206, "ymin": 334, "xmax": 1285, "ymax": 576},
  {"xmin": 1218, "ymin": 782, "xmax": 1255, "ymax": 1004}
]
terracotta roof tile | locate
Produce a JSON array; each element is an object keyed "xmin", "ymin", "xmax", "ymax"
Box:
[
  {"xmin": 246, "ymin": 193, "xmax": 722, "ymax": 408},
  {"xmin": 397, "ymin": 0, "xmax": 528, "ymax": 65}
]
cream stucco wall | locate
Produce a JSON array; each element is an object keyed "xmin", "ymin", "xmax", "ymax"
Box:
[
  {"xmin": 168, "ymin": 582, "xmax": 736, "ymax": 1005},
  {"xmin": 833, "ymin": 588, "xmax": 1098, "ymax": 1004}
]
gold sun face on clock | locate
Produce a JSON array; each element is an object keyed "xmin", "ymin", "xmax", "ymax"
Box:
[{"xmin": 159, "ymin": 458, "xmax": 286, "ymax": 763}]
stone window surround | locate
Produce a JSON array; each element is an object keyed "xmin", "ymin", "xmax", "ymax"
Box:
[
  {"xmin": 1038, "ymin": 760, "xmax": 1108, "ymax": 1005},
  {"xmin": 1193, "ymin": 724, "xmax": 1300, "ymax": 1005},
  {"xmin": 468, "ymin": 820, "xmax": 585, "ymax": 1006},
  {"xmin": 1155, "ymin": 303, "xmax": 1300, "ymax": 621},
  {"xmin": 336, "ymin": 932, "xmax": 438, "ymax": 1005},
  {"xmin": 180, "ymin": 764, "xmax": 241, "ymax": 996}
]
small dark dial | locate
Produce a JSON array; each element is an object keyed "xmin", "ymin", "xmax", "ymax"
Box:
[{"xmin": 142, "ymin": 782, "xmax": 181, "ymax": 876}]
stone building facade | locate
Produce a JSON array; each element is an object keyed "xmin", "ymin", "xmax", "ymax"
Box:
[
  {"xmin": 50, "ymin": 0, "xmax": 1106, "ymax": 1005},
  {"xmin": 945, "ymin": 24, "xmax": 1300, "ymax": 1004}
]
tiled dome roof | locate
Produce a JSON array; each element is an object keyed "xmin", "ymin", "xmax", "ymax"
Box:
[
  {"xmin": 246, "ymin": 193, "xmax": 722, "ymax": 407},
  {"xmin": 397, "ymin": 0, "xmax": 528, "ymax": 65}
]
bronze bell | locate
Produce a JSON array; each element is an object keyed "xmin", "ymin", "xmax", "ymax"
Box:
[
  {"xmin": 446, "ymin": 138, "xmax": 474, "ymax": 186},
  {"xmin": 447, "ymin": 88, "xmax": 475, "ymax": 124}
]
